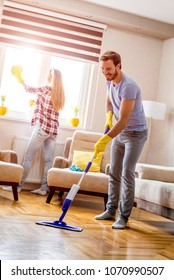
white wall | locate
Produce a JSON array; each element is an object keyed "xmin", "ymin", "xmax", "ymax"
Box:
[
  {"xmin": 149, "ymin": 38, "xmax": 174, "ymax": 166},
  {"xmin": 0, "ymin": 117, "xmax": 75, "ymax": 151},
  {"xmin": 158, "ymin": 38, "xmax": 174, "ymax": 104}
]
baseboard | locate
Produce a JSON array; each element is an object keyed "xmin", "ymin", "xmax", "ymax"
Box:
[{"xmin": 134, "ymin": 198, "xmax": 174, "ymax": 220}]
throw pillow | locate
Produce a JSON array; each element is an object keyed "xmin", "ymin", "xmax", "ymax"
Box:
[{"xmin": 71, "ymin": 150, "xmax": 103, "ymax": 172}]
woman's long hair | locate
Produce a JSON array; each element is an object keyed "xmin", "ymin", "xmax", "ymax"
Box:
[{"xmin": 50, "ymin": 69, "xmax": 65, "ymax": 112}]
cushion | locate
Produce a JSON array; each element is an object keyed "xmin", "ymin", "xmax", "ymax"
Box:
[
  {"xmin": 0, "ymin": 161, "xmax": 23, "ymax": 182},
  {"xmin": 135, "ymin": 163, "xmax": 174, "ymax": 183},
  {"xmin": 71, "ymin": 150, "xmax": 103, "ymax": 172},
  {"xmin": 48, "ymin": 167, "xmax": 109, "ymax": 194}
]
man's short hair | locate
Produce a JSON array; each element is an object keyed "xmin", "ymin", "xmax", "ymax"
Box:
[{"xmin": 100, "ymin": 51, "xmax": 121, "ymax": 68}]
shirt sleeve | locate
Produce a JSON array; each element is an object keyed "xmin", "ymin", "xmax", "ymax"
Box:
[
  {"xmin": 121, "ymin": 83, "xmax": 138, "ymax": 100},
  {"xmin": 24, "ymin": 85, "xmax": 50, "ymax": 94}
]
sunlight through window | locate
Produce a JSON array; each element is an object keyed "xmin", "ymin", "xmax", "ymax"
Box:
[{"xmin": 0, "ymin": 46, "xmax": 90, "ymax": 126}]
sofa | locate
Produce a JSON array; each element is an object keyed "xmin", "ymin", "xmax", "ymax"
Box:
[{"xmin": 135, "ymin": 163, "xmax": 174, "ymax": 220}]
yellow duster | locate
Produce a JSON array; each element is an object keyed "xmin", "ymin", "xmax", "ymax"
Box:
[{"xmin": 11, "ymin": 65, "xmax": 23, "ymax": 83}]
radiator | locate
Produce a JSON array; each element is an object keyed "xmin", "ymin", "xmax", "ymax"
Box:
[{"xmin": 12, "ymin": 136, "xmax": 64, "ymax": 183}]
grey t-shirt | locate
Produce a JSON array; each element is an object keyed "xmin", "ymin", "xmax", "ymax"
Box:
[{"xmin": 107, "ymin": 74, "xmax": 147, "ymax": 131}]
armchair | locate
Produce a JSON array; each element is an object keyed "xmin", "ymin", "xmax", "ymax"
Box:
[
  {"xmin": 0, "ymin": 149, "xmax": 23, "ymax": 201},
  {"xmin": 46, "ymin": 130, "xmax": 111, "ymax": 207}
]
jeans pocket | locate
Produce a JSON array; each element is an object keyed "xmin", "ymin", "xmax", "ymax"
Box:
[{"xmin": 38, "ymin": 127, "xmax": 49, "ymax": 139}]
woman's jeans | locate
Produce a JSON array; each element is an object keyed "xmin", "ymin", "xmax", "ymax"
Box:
[
  {"xmin": 21, "ymin": 125, "xmax": 57, "ymax": 191},
  {"xmin": 106, "ymin": 129, "xmax": 148, "ymax": 222}
]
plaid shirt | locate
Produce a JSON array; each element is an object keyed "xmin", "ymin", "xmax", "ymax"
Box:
[{"xmin": 25, "ymin": 84, "xmax": 59, "ymax": 135}]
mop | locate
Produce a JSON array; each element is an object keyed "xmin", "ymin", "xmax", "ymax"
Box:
[
  {"xmin": 36, "ymin": 157, "xmax": 95, "ymax": 231},
  {"xmin": 36, "ymin": 127, "xmax": 110, "ymax": 232}
]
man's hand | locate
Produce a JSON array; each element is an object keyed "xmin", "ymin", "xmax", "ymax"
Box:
[
  {"xmin": 94, "ymin": 134, "xmax": 112, "ymax": 158},
  {"xmin": 104, "ymin": 111, "xmax": 113, "ymax": 130}
]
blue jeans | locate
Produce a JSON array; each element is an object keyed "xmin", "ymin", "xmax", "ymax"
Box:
[
  {"xmin": 21, "ymin": 125, "xmax": 57, "ymax": 191},
  {"xmin": 106, "ymin": 129, "xmax": 148, "ymax": 222}
]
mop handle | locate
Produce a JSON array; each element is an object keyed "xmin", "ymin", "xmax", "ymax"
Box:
[
  {"xmin": 84, "ymin": 158, "xmax": 94, "ymax": 173},
  {"xmin": 59, "ymin": 126, "xmax": 111, "ymax": 222},
  {"xmin": 104, "ymin": 126, "xmax": 110, "ymax": 134}
]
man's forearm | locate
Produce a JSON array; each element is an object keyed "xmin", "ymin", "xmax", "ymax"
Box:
[{"xmin": 107, "ymin": 118, "xmax": 128, "ymax": 138}]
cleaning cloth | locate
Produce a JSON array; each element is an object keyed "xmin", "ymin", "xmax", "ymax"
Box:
[{"xmin": 69, "ymin": 164, "xmax": 83, "ymax": 172}]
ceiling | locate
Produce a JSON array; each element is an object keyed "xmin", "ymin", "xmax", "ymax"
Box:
[
  {"xmin": 83, "ymin": 0, "xmax": 174, "ymax": 25},
  {"xmin": 7, "ymin": 0, "xmax": 174, "ymax": 39}
]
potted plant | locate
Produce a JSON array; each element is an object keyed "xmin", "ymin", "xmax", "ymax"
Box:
[
  {"xmin": 70, "ymin": 105, "xmax": 80, "ymax": 127},
  {"xmin": 0, "ymin": 95, "xmax": 8, "ymax": 116}
]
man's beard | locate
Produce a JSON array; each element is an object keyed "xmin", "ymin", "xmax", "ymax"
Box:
[{"xmin": 105, "ymin": 69, "xmax": 118, "ymax": 81}]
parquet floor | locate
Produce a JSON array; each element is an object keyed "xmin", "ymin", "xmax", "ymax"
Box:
[{"xmin": 0, "ymin": 187, "xmax": 174, "ymax": 260}]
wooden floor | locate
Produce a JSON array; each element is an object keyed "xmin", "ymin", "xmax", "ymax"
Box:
[{"xmin": 0, "ymin": 187, "xmax": 174, "ymax": 260}]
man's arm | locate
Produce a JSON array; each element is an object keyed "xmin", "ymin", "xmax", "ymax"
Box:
[
  {"xmin": 94, "ymin": 99, "xmax": 135, "ymax": 157},
  {"xmin": 106, "ymin": 93, "xmax": 113, "ymax": 113},
  {"xmin": 104, "ymin": 94, "xmax": 113, "ymax": 130}
]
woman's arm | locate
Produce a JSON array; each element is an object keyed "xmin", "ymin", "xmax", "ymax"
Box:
[{"xmin": 21, "ymin": 82, "xmax": 48, "ymax": 94}]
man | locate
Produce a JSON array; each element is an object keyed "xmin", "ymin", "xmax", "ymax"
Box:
[{"xmin": 94, "ymin": 50, "xmax": 147, "ymax": 229}]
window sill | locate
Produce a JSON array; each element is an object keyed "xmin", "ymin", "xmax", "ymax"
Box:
[
  {"xmin": 0, "ymin": 114, "xmax": 30, "ymax": 123},
  {"xmin": 0, "ymin": 114, "xmax": 84, "ymax": 131}
]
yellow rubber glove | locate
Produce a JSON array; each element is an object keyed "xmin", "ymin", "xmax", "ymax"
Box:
[
  {"xmin": 11, "ymin": 65, "xmax": 23, "ymax": 83},
  {"xmin": 104, "ymin": 111, "xmax": 113, "ymax": 130},
  {"xmin": 94, "ymin": 134, "xmax": 112, "ymax": 158},
  {"xmin": 17, "ymin": 75, "xmax": 24, "ymax": 83}
]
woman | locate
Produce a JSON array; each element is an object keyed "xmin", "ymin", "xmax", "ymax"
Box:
[{"xmin": 4, "ymin": 68, "xmax": 65, "ymax": 195}]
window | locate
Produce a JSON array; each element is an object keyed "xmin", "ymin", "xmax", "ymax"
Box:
[
  {"xmin": 0, "ymin": 46, "xmax": 91, "ymax": 126},
  {"xmin": 0, "ymin": 2, "xmax": 106, "ymax": 128},
  {"xmin": 50, "ymin": 56, "xmax": 85, "ymax": 120},
  {"xmin": 0, "ymin": 47, "xmax": 42, "ymax": 114}
]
